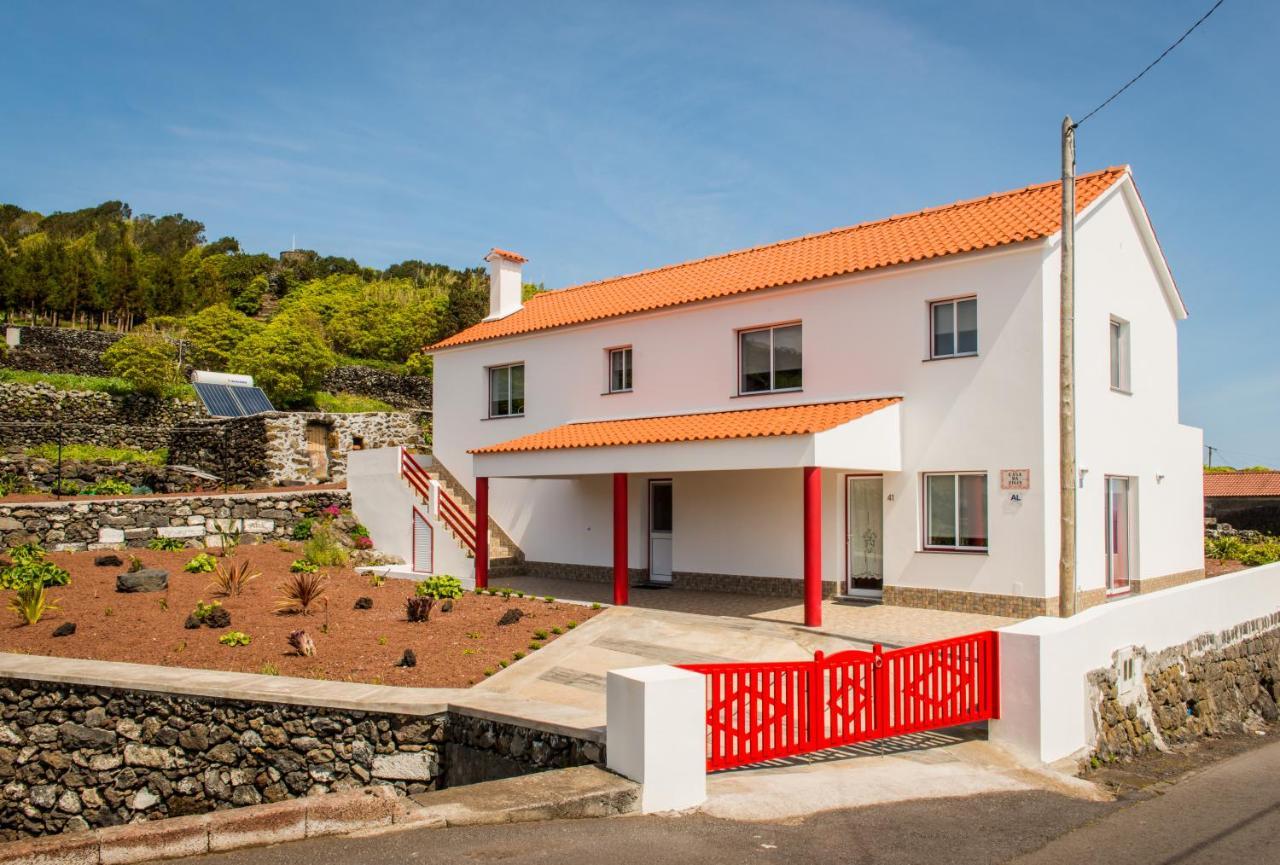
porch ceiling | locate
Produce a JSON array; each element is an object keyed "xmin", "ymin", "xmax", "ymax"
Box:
[{"xmin": 469, "ymin": 398, "xmax": 902, "ymax": 478}]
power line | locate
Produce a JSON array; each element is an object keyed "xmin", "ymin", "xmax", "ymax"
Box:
[{"xmin": 1074, "ymin": 0, "xmax": 1226, "ymax": 128}]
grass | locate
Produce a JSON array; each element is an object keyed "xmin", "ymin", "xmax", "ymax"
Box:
[
  {"xmin": 311, "ymin": 391, "xmax": 397, "ymax": 413},
  {"xmin": 333, "ymin": 354, "xmax": 408, "ymax": 374},
  {"xmin": 23, "ymin": 443, "xmax": 169, "ymax": 465},
  {"xmin": 0, "ymin": 369, "xmax": 196, "ymax": 401}
]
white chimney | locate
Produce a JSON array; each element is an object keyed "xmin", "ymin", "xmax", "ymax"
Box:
[{"xmin": 484, "ymin": 248, "xmax": 526, "ymax": 321}]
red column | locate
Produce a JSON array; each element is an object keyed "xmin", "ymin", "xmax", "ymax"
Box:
[
  {"xmin": 803, "ymin": 466, "xmax": 822, "ymax": 627},
  {"xmin": 475, "ymin": 476, "xmax": 489, "ymax": 590},
  {"xmin": 613, "ymin": 472, "xmax": 629, "ymax": 606}
]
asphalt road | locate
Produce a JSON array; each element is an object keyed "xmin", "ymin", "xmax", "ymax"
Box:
[{"xmin": 188, "ymin": 736, "xmax": 1280, "ymax": 865}]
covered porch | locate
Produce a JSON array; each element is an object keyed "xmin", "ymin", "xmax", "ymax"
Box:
[{"xmin": 469, "ymin": 398, "xmax": 902, "ymax": 628}]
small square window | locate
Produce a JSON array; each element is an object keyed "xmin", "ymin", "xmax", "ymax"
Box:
[
  {"xmin": 930, "ymin": 298, "xmax": 978, "ymax": 358},
  {"xmin": 608, "ymin": 347, "xmax": 633, "ymax": 393},
  {"xmin": 488, "ymin": 363, "xmax": 524, "ymax": 417},
  {"xmin": 924, "ymin": 472, "xmax": 988, "ymax": 551},
  {"xmin": 1110, "ymin": 318, "xmax": 1131, "ymax": 392},
  {"xmin": 738, "ymin": 323, "xmax": 802, "ymax": 394}
]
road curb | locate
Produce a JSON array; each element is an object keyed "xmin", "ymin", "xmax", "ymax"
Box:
[{"xmin": 0, "ymin": 787, "xmax": 401, "ymax": 865}]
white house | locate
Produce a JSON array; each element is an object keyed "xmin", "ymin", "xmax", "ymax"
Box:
[{"xmin": 418, "ymin": 167, "xmax": 1203, "ymax": 627}]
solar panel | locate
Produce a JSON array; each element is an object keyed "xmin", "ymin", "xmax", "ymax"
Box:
[{"xmin": 194, "ymin": 382, "xmax": 275, "ymax": 418}]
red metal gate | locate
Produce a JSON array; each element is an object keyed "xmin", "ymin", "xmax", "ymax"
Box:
[{"xmin": 679, "ymin": 630, "xmax": 999, "ymax": 771}]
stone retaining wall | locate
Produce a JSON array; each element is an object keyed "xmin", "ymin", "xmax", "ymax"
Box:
[
  {"xmin": 0, "ymin": 455, "xmax": 209, "ymax": 496},
  {"xmin": 0, "ymin": 384, "xmax": 205, "ymax": 452},
  {"xmin": 0, "ymin": 673, "xmax": 602, "ymax": 839},
  {"xmin": 1088, "ymin": 613, "xmax": 1280, "ymax": 762},
  {"xmin": 0, "ymin": 489, "xmax": 349, "ymax": 551},
  {"xmin": 320, "ymin": 366, "xmax": 432, "ymax": 409}
]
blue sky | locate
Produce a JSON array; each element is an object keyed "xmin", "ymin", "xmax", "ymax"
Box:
[{"xmin": 2, "ymin": 1, "xmax": 1277, "ymax": 465}]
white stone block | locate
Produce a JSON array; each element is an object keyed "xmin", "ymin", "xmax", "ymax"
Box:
[
  {"xmin": 371, "ymin": 752, "xmax": 439, "ymax": 781},
  {"xmin": 98, "ymin": 527, "xmax": 125, "ymax": 544},
  {"xmin": 242, "ymin": 518, "xmax": 275, "ymax": 534},
  {"xmin": 186, "ymin": 516, "xmax": 206, "ymax": 526},
  {"xmin": 210, "ymin": 518, "xmax": 242, "ymax": 534},
  {"xmin": 607, "ymin": 665, "xmax": 706, "ymax": 813},
  {"xmin": 156, "ymin": 525, "xmax": 205, "ymax": 539}
]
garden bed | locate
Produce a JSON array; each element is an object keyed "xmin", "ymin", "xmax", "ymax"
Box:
[{"xmin": 0, "ymin": 545, "xmax": 596, "ymax": 687}]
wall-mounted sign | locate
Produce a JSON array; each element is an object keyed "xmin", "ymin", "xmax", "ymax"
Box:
[{"xmin": 1000, "ymin": 469, "xmax": 1031, "ymax": 490}]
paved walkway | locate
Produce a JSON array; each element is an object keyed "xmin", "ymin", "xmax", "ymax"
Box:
[{"xmin": 496, "ymin": 574, "xmax": 1015, "ymax": 647}]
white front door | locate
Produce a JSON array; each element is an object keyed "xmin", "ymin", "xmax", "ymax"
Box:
[
  {"xmin": 846, "ymin": 475, "xmax": 884, "ymax": 597},
  {"xmin": 648, "ymin": 480, "xmax": 673, "ymax": 583}
]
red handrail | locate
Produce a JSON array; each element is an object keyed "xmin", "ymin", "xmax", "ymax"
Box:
[
  {"xmin": 680, "ymin": 630, "xmax": 999, "ymax": 771},
  {"xmin": 400, "ymin": 450, "xmax": 477, "ymax": 554}
]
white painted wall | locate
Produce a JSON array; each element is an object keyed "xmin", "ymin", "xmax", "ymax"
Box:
[
  {"xmin": 606, "ymin": 665, "xmax": 707, "ymax": 813},
  {"xmin": 346, "ymin": 447, "xmax": 474, "ymax": 581},
  {"xmin": 992, "ymin": 562, "xmax": 1280, "ymax": 765},
  {"xmin": 431, "ymin": 175, "xmax": 1199, "ymax": 601}
]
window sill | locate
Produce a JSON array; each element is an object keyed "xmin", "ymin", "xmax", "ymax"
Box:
[
  {"xmin": 481, "ymin": 414, "xmax": 525, "ymax": 421},
  {"xmin": 917, "ymin": 548, "xmax": 989, "ymax": 556},
  {"xmin": 731, "ymin": 387, "xmax": 803, "ymax": 399},
  {"xmin": 922, "ymin": 353, "xmax": 978, "ymax": 363},
  {"xmin": 601, "ymin": 389, "xmax": 634, "ymax": 396},
  {"xmin": 1110, "ymin": 387, "xmax": 1133, "ymax": 396}
]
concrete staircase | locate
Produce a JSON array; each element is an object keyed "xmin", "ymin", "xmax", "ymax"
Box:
[{"xmin": 405, "ymin": 453, "xmax": 525, "ymax": 579}]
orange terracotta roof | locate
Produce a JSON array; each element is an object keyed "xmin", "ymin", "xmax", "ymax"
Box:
[
  {"xmin": 433, "ymin": 167, "xmax": 1129, "ymax": 350},
  {"xmin": 1204, "ymin": 471, "xmax": 1280, "ymax": 498},
  {"xmin": 470, "ymin": 397, "xmax": 901, "ymax": 455},
  {"xmin": 487, "ymin": 248, "xmax": 527, "ymax": 264}
]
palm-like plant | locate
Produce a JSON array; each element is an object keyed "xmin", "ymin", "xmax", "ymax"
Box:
[
  {"xmin": 8, "ymin": 583, "xmax": 58, "ymax": 626},
  {"xmin": 208, "ymin": 560, "xmax": 259, "ymax": 597},
  {"xmin": 276, "ymin": 572, "xmax": 328, "ymax": 615}
]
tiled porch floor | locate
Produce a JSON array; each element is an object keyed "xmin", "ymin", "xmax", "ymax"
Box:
[{"xmin": 493, "ymin": 574, "xmax": 1016, "ymax": 648}]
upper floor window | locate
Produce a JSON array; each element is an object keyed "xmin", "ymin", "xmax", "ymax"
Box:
[
  {"xmin": 488, "ymin": 363, "xmax": 524, "ymax": 417},
  {"xmin": 924, "ymin": 472, "xmax": 988, "ymax": 551},
  {"xmin": 930, "ymin": 297, "xmax": 977, "ymax": 358},
  {"xmin": 609, "ymin": 347, "xmax": 633, "ymax": 393},
  {"xmin": 739, "ymin": 323, "xmax": 802, "ymax": 394},
  {"xmin": 1110, "ymin": 317, "xmax": 1131, "ymax": 392}
]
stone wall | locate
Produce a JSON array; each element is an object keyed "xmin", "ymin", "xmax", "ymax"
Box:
[
  {"xmin": 320, "ymin": 366, "xmax": 433, "ymax": 409},
  {"xmin": 1088, "ymin": 613, "xmax": 1280, "ymax": 762},
  {"xmin": 260, "ymin": 412, "xmax": 426, "ymax": 485},
  {"xmin": 1, "ymin": 327, "xmax": 120, "ymax": 377},
  {"xmin": 0, "ymin": 455, "xmax": 210, "ymax": 496},
  {"xmin": 0, "ymin": 674, "xmax": 602, "ymax": 840},
  {"xmin": 0, "ymin": 489, "xmax": 349, "ymax": 551},
  {"xmin": 1206, "ymin": 497, "xmax": 1280, "ymax": 536},
  {"xmin": 0, "ymin": 384, "xmax": 205, "ymax": 452}
]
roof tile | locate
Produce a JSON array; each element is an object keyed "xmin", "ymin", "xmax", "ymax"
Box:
[{"xmin": 1204, "ymin": 472, "xmax": 1280, "ymax": 498}]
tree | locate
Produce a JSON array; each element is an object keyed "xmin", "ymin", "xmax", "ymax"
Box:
[
  {"xmin": 184, "ymin": 303, "xmax": 261, "ymax": 371},
  {"xmin": 102, "ymin": 330, "xmax": 179, "ymax": 397},
  {"xmin": 231, "ymin": 312, "xmax": 335, "ymax": 406}
]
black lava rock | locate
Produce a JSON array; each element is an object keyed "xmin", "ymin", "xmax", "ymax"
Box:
[
  {"xmin": 497, "ymin": 608, "xmax": 525, "ymax": 626},
  {"xmin": 52, "ymin": 622, "xmax": 76, "ymax": 637},
  {"xmin": 116, "ymin": 568, "xmax": 169, "ymax": 593},
  {"xmin": 396, "ymin": 649, "xmax": 417, "ymax": 668},
  {"xmin": 183, "ymin": 614, "xmax": 201, "ymax": 630},
  {"xmin": 93, "ymin": 554, "xmax": 123, "ymax": 568},
  {"xmin": 203, "ymin": 607, "xmax": 231, "ymax": 629},
  {"xmin": 354, "ymin": 596, "xmax": 373, "ymax": 610}
]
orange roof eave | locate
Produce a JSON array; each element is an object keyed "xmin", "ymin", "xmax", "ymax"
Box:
[
  {"xmin": 469, "ymin": 397, "xmax": 901, "ymax": 456},
  {"xmin": 429, "ymin": 167, "xmax": 1130, "ymax": 351}
]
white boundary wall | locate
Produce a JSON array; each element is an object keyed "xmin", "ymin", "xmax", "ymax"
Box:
[
  {"xmin": 606, "ymin": 666, "xmax": 707, "ymax": 813},
  {"xmin": 992, "ymin": 563, "xmax": 1280, "ymax": 765}
]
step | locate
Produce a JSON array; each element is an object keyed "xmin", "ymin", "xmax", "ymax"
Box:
[{"xmin": 404, "ymin": 765, "xmax": 638, "ymax": 827}]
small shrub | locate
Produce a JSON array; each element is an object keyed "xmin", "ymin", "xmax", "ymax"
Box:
[
  {"xmin": 415, "ymin": 575, "xmax": 464, "ymax": 601},
  {"xmin": 512, "ymin": 651, "xmax": 525, "ymax": 661},
  {"xmin": 191, "ymin": 599, "xmax": 222, "ymax": 622},
  {"xmin": 148, "ymin": 537, "xmax": 185, "ymax": 552},
  {"xmin": 528, "ymin": 641, "xmax": 542, "ymax": 651},
  {"xmin": 543, "ymin": 596, "xmax": 555, "ymax": 604},
  {"xmin": 219, "ymin": 631, "xmax": 251, "ymax": 647},
  {"xmin": 8, "ymin": 583, "xmax": 58, "ymax": 625},
  {"xmin": 551, "ymin": 627, "xmax": 563, "ymax": 636},
  {"xmin": 184, "ymin": 553, "xmax": 217, "ymax": 574},
  {"xmin": 277, "ymin": 571, "xmax": 328, "ymax": 615},
  {"xmin": 498, "ymin": 659, "xmax": 509, "ymax": 668},
  {"xmin": 566, "ymin": 621, "xmax": 578, "ymax": 629},
  {"xmin": 533, "ymin": 629, "xmax": 549, "ymax": 640},
  {"xmin": 590, "ymin": 603, "xmax": 602, "ymax": 610},
  {"xmin": 51, "ymin": 479, "xmax": 80, "ymax": 496},
  {"xmin": 1, "ymin": 556, "xmax": 70, "ymax": 591},
  {"xmin": 291, "ymin": 518, "xmax": 314, "ymax": 541},
  {"xmin": 290, "ymin": 559, "xmax": 319, "ymax": 574},
  {"xmin": 322, "ymin": 504, "xmax": 342, "ymax": 518},
  {"xmin": 368, "ymin": 571, "xmax": 386, "ymax": 588},
  {"xmin": 303, "ymin": 521, "xmax": 348, "ymax": 567},
  {"xmin": 354, "ymin": 535, "xmax": 374, "ymax": 550},
  {"xmin": 288, "ymin": 629, "xmax": 317, "ymax": 657},
  {"xmin": 483, "ymin": 668, "xmax": 495, "ymax": 677},
  {"xmin": 208, "ymin": 560, "xmax": 260, "ymax": 597},
  {"xmin": 377, "ymin": 635, "xmax": 388, "ymax": 645},
  {"xmin": 128, "ymin": 556, "xmax": 145, "ymax": 573},
  {"xmin": 215, "ymin": 530, "xmax": 240, "ymax": 558},
  {"xmin": 259, "ymin": 663, "xmax": 280, "ymax": 676},
  {"xmin": 80, "ymin": 478, "xmax": 133, "ymax": 496},
  {"xmin": 103, "ymin": 607, "xmax": 114, "ymax": 617}
]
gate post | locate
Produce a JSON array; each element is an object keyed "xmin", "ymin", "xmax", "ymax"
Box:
[
  {"xmin": 873, "ymin": 643, "xmax": 889, "ymax": 736},
  {"xmin": 807, "ymin": 650, "xmax": 825, "ymax": 750}
]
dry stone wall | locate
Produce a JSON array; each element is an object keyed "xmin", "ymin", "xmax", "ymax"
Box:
[
  {"xmin": 0, "ymin": 455, "xmax": 209, "ymax": 495},
  {"xmin": 1089, "ymin": 613, "xmax": 1280, "ymax": 762},
  {"xmin": 0, "ymin": 384, "xmax": 205, "ymax": 452},
  {"xmin": 0, "ymin": 489, "xmax": 349, "ymax": 551},
  {"xmin": 320, "ymin": 366, "xmax": 432, "ymax": 409}
]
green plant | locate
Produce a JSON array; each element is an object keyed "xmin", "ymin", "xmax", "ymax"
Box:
[
  {"xmin": 103, "ymin": 607, "xmax": 114, "ymax": 617},
  {"xmin": 219, "ymin": 631, "xmax": 251, "ymax": 647},
  {"xmin": 259, "ymin": 663, "xmax": 280, "ymax": 676},
  {"xmin": 80, "ymin": 478, "xmax": 134, "ymax": 496},
  {"xmin": 514, "ymin": 591, "xmax": 525, "ymax": 599},
  {"xmin": 377, "ymin": 635, "xmax": 388, "ymax": 646},
  {"xmin": 184, "ymin": 553, "xmax": 217, "ymax": 573},
  {"xmin": 209, "ymin": 560, "xmax": 260, "ymax": 597},
  {"xmin": 215, "ymin": 529, "xmax": 240, "ymax": 558},
  {"xmin": 8, "ymin": 583, "xmax": 58, "ymax": 625},
  {"xmin": 276, "ymin": 571, "xmax": 328, "ymax": 615},
  {"xmin": 590, "ymin": 603, "xmax": 602, "ymax": 610},
  {"xmin": 462, "ymin": 648, "xmax": 476, "ymax": 655},
  {"xmin": 415, "ymin": 575, "xmax": 464, "ymax": 600},
  {"xmin": 498, "ymin": 659, "xmax": 509, "ymax": 668},
  {"xmin": 466, "ymin": 631, "xmax": 482, "ymax": 639},
  {"xmin": 533, "ymin": 629, "xmax": 549, "ymax": 640},
  {"xmin": 543, "ymin": 596, "xmax": 555, "ymax": 604},
  {"xmin": 368, "ymin": 571, "xmax": 386, "ymax": 588},
  {"xmin": 312, "ymin": 392, "xmax": 396, "ymax": 413},
  {"xmin": 0, "ymin": 545, "xmax": 70, "ymax": 591},
  {"xmin": 566, "ymin": 621, "xmax": 578, "ymax": 629},
  {"xmin": 290, "ymin": 559, "xmax": 319, "ymax": 574},
  {"xmin": 128, "ymin": 556, "xmax": 144, "ymax": 573},
  {"xmin": 191, "ymin": 599, "xmax": 222, "ymax": 622},
  {"xmin": 528, "ymin": 641, "xmax": 542, "ymax": 651},
  {"xmin": 147, "ymin": 537, "xmax": 185, "ymax": 552},
  {"xmin": 51, "ymin": 479, "xmax": 80, "ymax": 496},
  {"xmin": 512, "ymin": 651, "xmax": 525, "ymax": 661},
  {"xmin": 483, "ymin": 668, "xmax": 495, "ymax": 677},
  {"xmin": 302, "ymin": 520, "xmax": 347, "ymax": 567},
  {"xmin": 24, "ymin": 443, "xmax": 168, "ymax": 466},
  {"xmin": 551, "ymin": 627, "xmax": 563, "ymax": 636},
  {"xmin": 291, "ymin": 518, "xmax": 315, "ymax": 541},
  {"xmin": 232, "ymin": 311, "xmax": 336, "ymax": 406},
  {"xmin": 157, "ymin": 597, "xmax": 168, "ymax": 611},
  {"xmin": 102, "ymin": 330, "xmax": 181, "ymax": 398}
]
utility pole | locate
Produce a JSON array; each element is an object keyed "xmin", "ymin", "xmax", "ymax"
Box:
[
  {"xmin": 1059, "ymin": 116, "xmax": 1077, "ymax": 619},
  {"xmin": 1206, "ymin": 445, "xmax": 1217, "ymax": 469}
]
